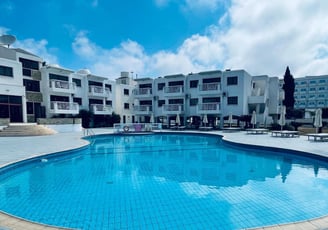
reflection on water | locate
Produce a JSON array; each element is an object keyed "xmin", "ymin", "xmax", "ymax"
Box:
[
  {"xmin": 1, "ymin": 133, "xmax": 328, "ymax": 229},
  {"xmin": 88, "ymin": 134, "xmax": 321, "ymax": 187}
]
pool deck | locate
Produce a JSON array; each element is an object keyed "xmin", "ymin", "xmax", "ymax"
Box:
[{"xmin": 0, "ymin": 128, "xmax": 328, "ymax": 230}]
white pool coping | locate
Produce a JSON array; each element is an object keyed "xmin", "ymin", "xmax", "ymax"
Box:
[{"xmin": 0, "ymin": 128, "xmax": 328, "ymax": 230}]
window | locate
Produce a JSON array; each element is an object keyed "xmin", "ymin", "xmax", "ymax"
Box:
[
  {"xmin": 190, "ymin": 98, "xmax": 198, "ymax": 106},
  {"xmin": 23, "ymin": 79, "xmax": 40, "ymax": 92},
  {"xmin": 72, "ymin": 78, "xmax": 82, "ymax": 87},
  {"xmin": 73, "ymin": 97, "xmax": 82, "ymax": 105},
  {"xmin": 158, "ymin": 83, "xmax": 165, "ymax": 91},
  {"xmin": 19, "ymin": 58, "xmax": 39, "ymax": 76},
  {"xmin": 190, "ymin": 80, "xmax": 198, "ymax": 88},
  {"xmin": 0, "ymin": 65, "xmax": 13, "ymax": 77},
  {"xmin": 49, "ymin": 73, "xmax": 68, "ymax": 81},
  {"xmin": 168, "ymin": 81, "xmax": 183, "ymax": 86},
  {"xmin": 158, "ymin": 100, "xmax": 165, "ymax": 107},
  {"xmin": 227, "ymin": 76, "xmax": 238, "ymax": 85},
  {"xmin": 203, "ymin": 97, "xmax": 220, "ymax": 103},
  {"xmin": 19, "ymin": 58, "xmax": 39, "ymax": 70},
  {"xmin": 168, "ymin": 99, "xmax": 183, "ymax": 104},
  {"xmin": 50, "ymin": 95, "xmax": 69, "ymax": 102},
  {"xmin": 106, "ymin": 100, "xmax": 112, "ymax": 106},
  {"xmin": 123, "ymin": 89, "xmax": 129, "ymax": 95},
  {"xmin": 105, "ymin": 84, "xmax": 112, "ymax": 91},
  {"xmin": 27, "ymin": 102, "xmax": 34, "ymax": 114},
  {"xmin": 139, "ymin": 83, "xmax": 152, "ymax": 88},
  {"xmin": 89, "ymin": 99, "xmax": 102, "ymax": 104},
  {"xmin": 88, "ymin": 81, "xmax": 102, "ymax": 86},
  {"xmin": 203, "ymin": 78, "xmax": 220, "ymax": 83},
  {"xmin": 227, "ymin": 96, "xmax": 238, "ymax": 105},
  {"xmin": 124, "ymin": 103, "xmax": 130, "ymax": 109},
  {"xmin": 309, "ymin": 88, "xmax": 316, "ymax": 92}
]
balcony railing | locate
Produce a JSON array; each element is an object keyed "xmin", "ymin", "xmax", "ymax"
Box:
[
  {"xmin": 50, "ymin": 80, "xmax": 76, "ymax": 94},
  {"xmin": 50, "ymin": 101, "xmax": 79, "ymax": 114},
  {"xmin": 133, "ymin": 105, "xmax": 152, "ymax": 115},
  {"xmin": 90, "ymin": 104, "xmax": 113, "ymax": 115},
  {"xmin": 198, "ymin": 83, "xmax": 221, "ymax": 93},
  {"xmin": 89, "ymin": 86, "xmax": 111, "ymax": 98},
  {"xmin": 163, "ymin": 104, "xmax": 183, "ymax": 114},
  {"xmin": 133, "ymin": 88, "xmax": 152, "ymax": 97},
  {"xmin": 197, "ymin": 103, "xmax": 220, "ymax": 114},
  {"xmin": 163, "ymin": 86, "xmax": 184, "ymax": 95}
]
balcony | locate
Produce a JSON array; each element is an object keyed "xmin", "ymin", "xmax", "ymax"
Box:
[
  {"xmin": 163, "ymin": 86, "xmax": 184, "ymax": 97},
  {"xmin": 197, "ymin": 103, "xmax": 221, "ymax": 114},
  {"xmin": 163, "ymin": 104, "xmax": 183, "ymax": 114},
  {"xmin": 50, "ymin": 101, "xmax": 79, "ymax": 114},
  {"xmin": 134, "ymin": 105, "xmax": 152, "ymax": 115},
  {"xmin": 133, "ymin": 88, "xmax": 152, "ymax": 98},
  {"xmin": 198, "ymin": 83, "xmax": 221, "ymax": 95},
  {"xmin": 248, "ymin": 88, "xmax": 266, "ymax": 104},
  {"xmin": 89, "ymin": 86, "xmax": 112, "ymax": 98},
  {"xmin": 90, "ymin": 104, "xmax": 113, "ymax": 115},
  {"xmin": 50, "ymin": 80, "xmax": 76, "ymax": 94}
]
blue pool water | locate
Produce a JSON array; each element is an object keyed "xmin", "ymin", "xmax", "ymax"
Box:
[{"xmin": 1, "ymin": 133, "xmax": 328, "ymax": 229}]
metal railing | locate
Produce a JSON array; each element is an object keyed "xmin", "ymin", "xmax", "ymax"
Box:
[{"xmin": 113, "ymin": 123, "xmax": 162, "ymax": 133}]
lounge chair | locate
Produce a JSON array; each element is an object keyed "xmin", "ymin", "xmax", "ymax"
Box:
[{"xmin": 306, "ymin": 133, "xmax": 328, "ymax": 142}]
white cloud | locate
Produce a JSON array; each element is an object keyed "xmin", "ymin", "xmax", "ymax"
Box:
[
  {"xmin": 73, "ymin": 0, "xmax": 328, "ymax": 79},
  {"xmin": 0, "ymin": 26, "xmax": 10, "ymax": 35},
  {"xmin": 14, "ymin": 38, "xmax": 59, "ymax": 65},
  {"xmin": 223, "ymin": 0, "xmax": 328, "ymax": 77}
]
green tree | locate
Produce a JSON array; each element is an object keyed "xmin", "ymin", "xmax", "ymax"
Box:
[{"xmin": 282, "ymin": 66, "xmax": 295, "ymax": 109}]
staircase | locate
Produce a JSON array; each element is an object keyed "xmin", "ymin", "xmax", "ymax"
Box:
[{"xmin": 0, "ymin": 123, "xmax": 56, "ymax": 137}]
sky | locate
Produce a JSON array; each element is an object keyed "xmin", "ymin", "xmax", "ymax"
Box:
[{"xmin": 1, "ymin": 0, "xmax": 328, "ymax": 80}]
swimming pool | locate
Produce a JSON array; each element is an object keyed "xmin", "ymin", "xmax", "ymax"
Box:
[{"xmin": 1, "ymin": 133, "xmax": 328, "ymax": 229}]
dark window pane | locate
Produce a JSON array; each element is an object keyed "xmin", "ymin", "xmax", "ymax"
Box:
[
  {"xmin": 73, "ymin": 97, "xmax": 82, "ymax": 105},
  {"xmin": 190, "ymin": 98, "xmax": 198, "ymax": 106},
  {"xmin": 50, "ymin": 95, "xmax": 69, "ymax": 102},
  {"xmin": 0, "ymin": 65, "xmax": 13, "ymax": 77},
  {"xmin": 227, "ymin": 96, "xmax": 238, "ymax": 105},
  {"xmin": 49, "ymin": 73, "xmax": 69, "ymax": 81},
  {"xmin": 19, "ymin": 58, "xmax": 39, "ymax": 70},
  {"xmin": 227, "ymin": 76, "xmax": 238, "ymax": 85},
  {"xmin": 73, "ymin": 78, "xmax": 82, "ymax": 87},
  {"xmin": 190, "ymin": 80, "xmax": 198, "ymax": 88},
  {"xmin": 27, "ymin": 102, "xmax": 34, "ymax": 114},
  {"xmin": 158, "ymin": 83, "xmax": 165, "ymax": 90},
  {"xmin": 9, "ymin": 96, "xmax": 22, "ymax": 104},
  {"xmin": 23, "ymin": 79, "xmax": 40, "ymax": 92},
  {"xmin": 88, "ymin": 81, "xmax": 102, "ymax": 86}
]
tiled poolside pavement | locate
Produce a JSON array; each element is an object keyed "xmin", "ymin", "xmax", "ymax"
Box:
[{"xmin": 0, "ymin": 128, "xmax": 328, "ymax": 230}]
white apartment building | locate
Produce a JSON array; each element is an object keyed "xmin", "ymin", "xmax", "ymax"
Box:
[
  {"xmin": 1, "ymin": 45, "xmax": 281, "ymax": 127},
  {"xmin": 115, "ymin": 72, "xmax": 137, "ymax": 124},
  {"xmin": 292, "ymin": 75, "xmax": 328, "ymax": 110},
  {"xmin": 133, "ymin": 70, "xmax": 280, "ymax": 128}
]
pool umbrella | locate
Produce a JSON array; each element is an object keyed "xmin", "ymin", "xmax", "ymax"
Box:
[
  {"xmin": 228, "ymin": 113, "xmax": 233, "ymax": 127},
  {"xmin": 203, "ymin": 114, "xmax": 208, "ymax": 126},
  {"xmin": 278, "ymin": 106, "xmax": 286, "ymax": 130},
  {"xmin": 251, "ymin": 110, "xmax": 257, "ymax": 128},
  {"xmin": 314, "ymin": 108, "xmax": 322, "ymax": 133},
  {"xmin": 150, "ymin": 113, "xmax": 154, "ymax": 123},
  {"xmin": 176, "ymin": 114, "xmax": 181, "ymax": 126}
]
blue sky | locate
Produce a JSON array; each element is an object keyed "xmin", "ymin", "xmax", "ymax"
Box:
[{"xmin": 1, "ymin": 0, "xmax": 328, "ymax": 80}]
